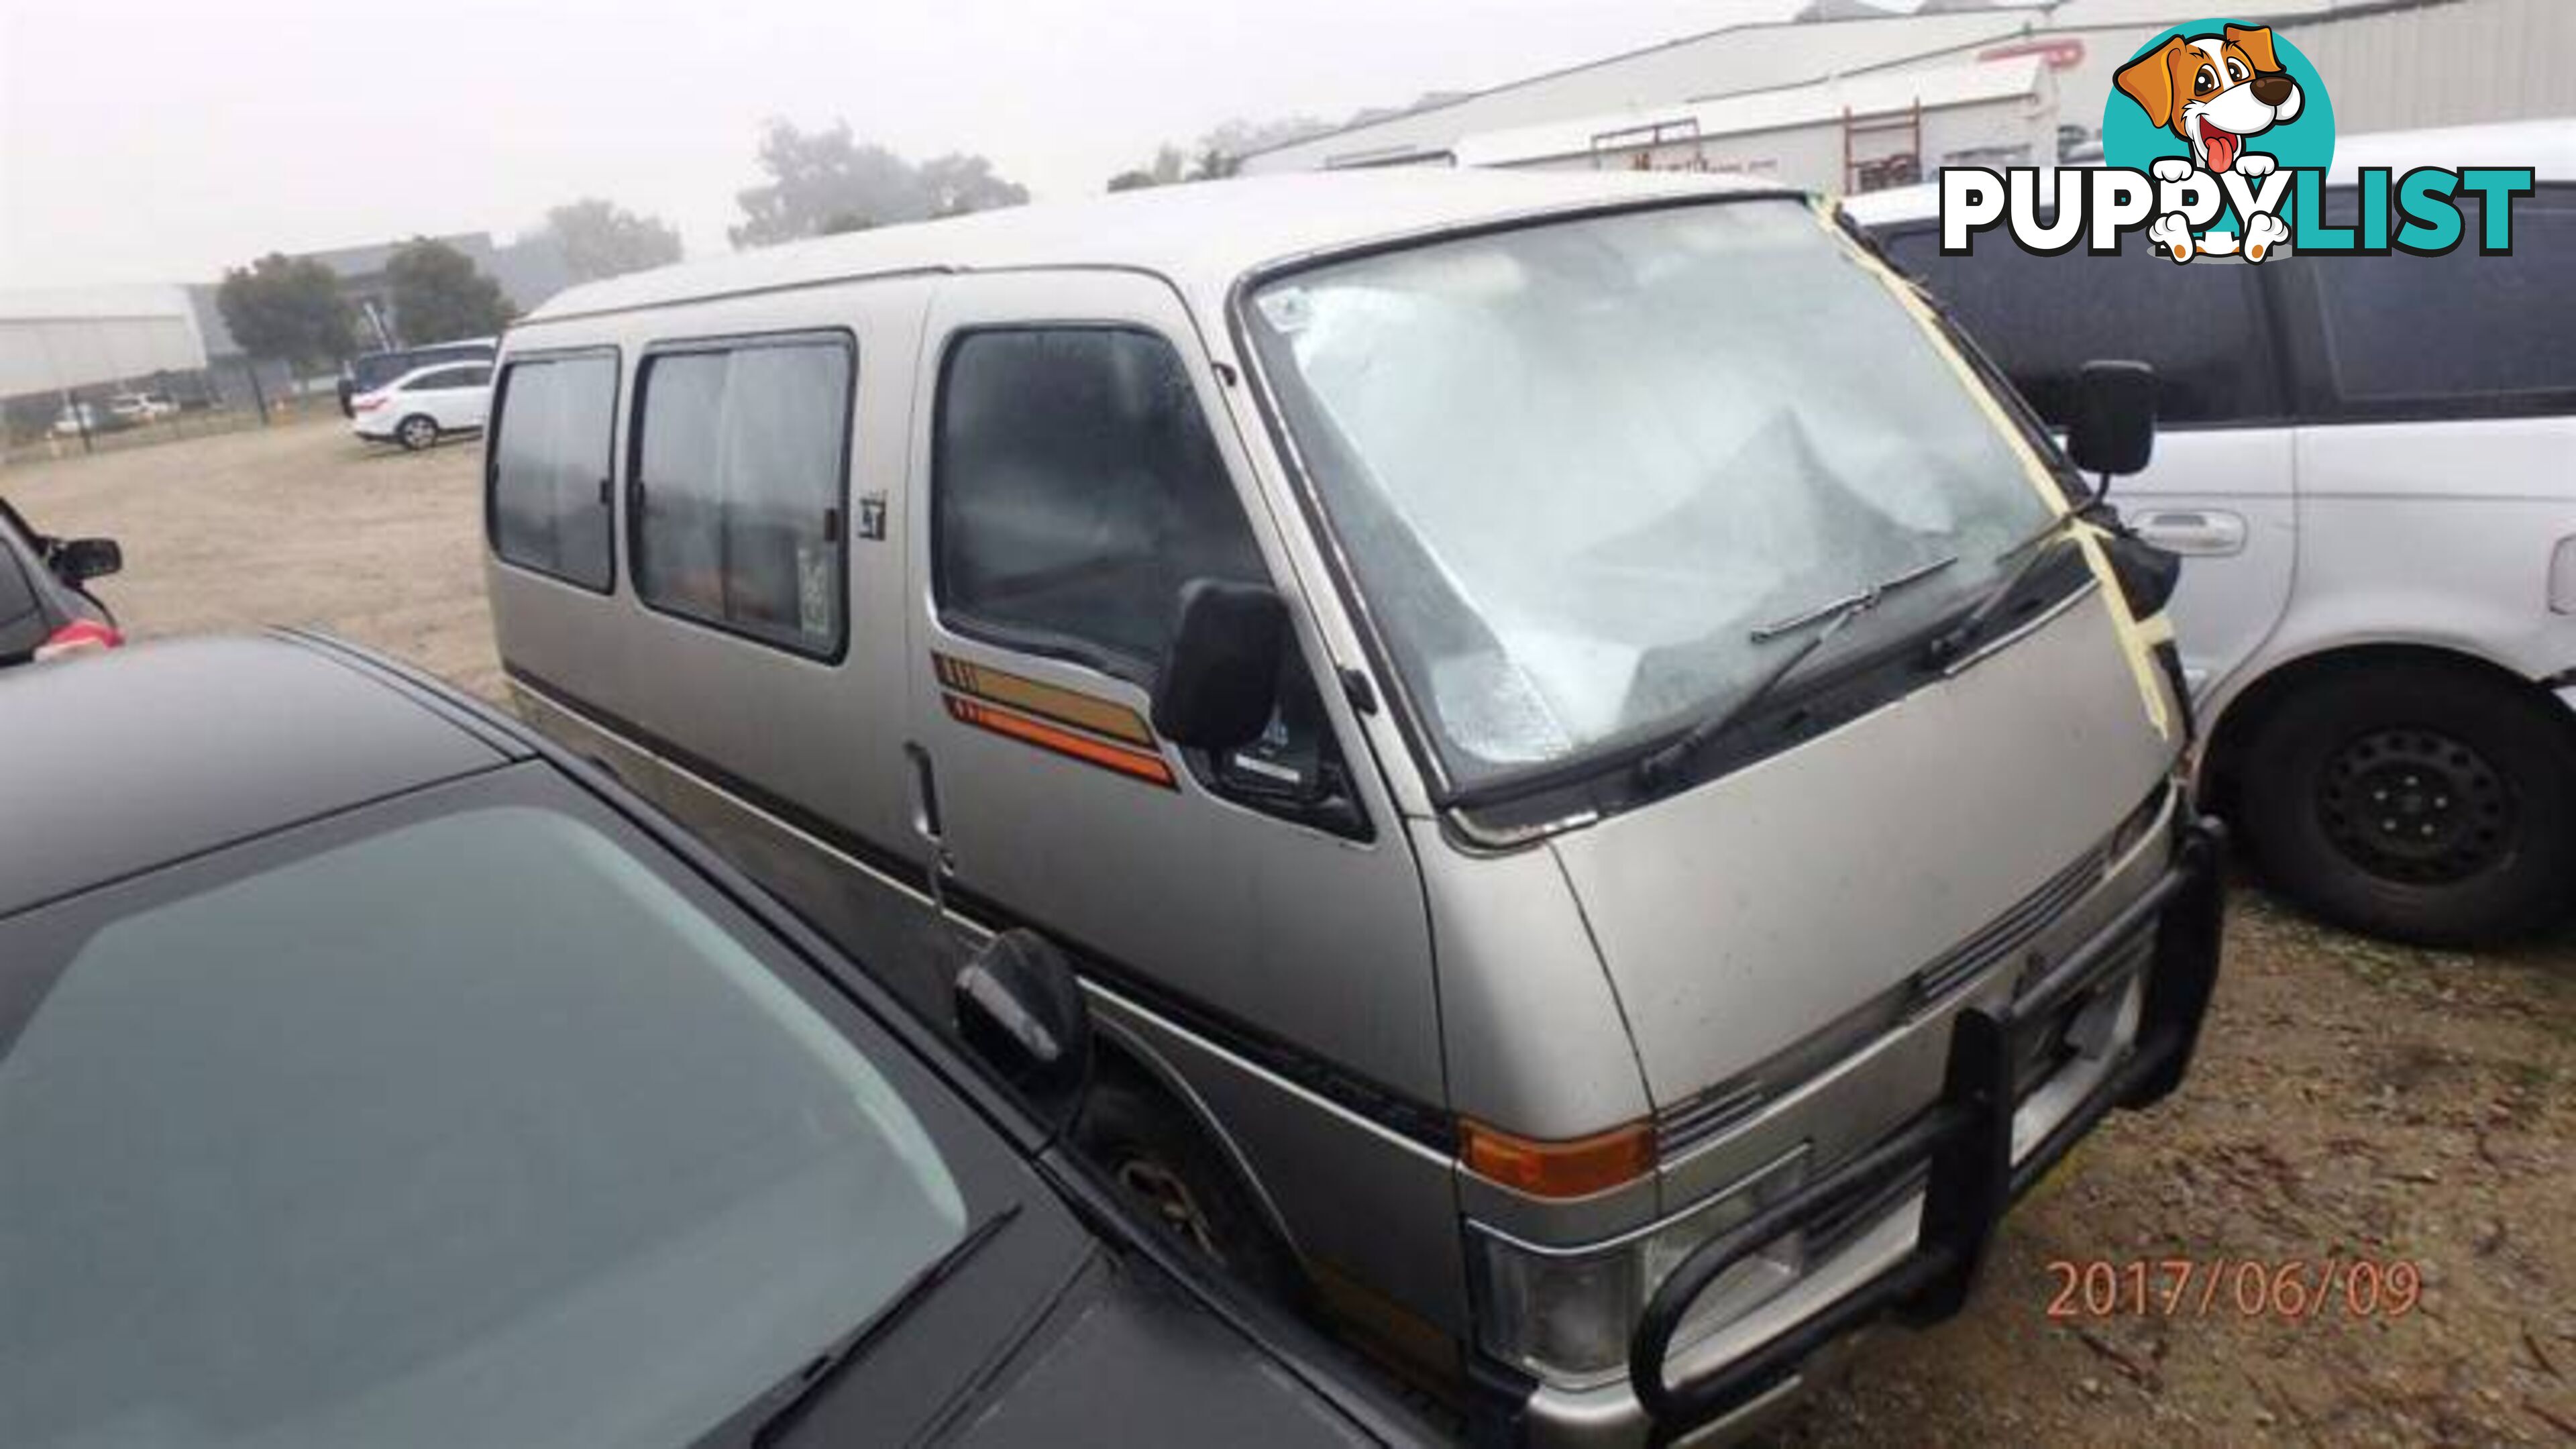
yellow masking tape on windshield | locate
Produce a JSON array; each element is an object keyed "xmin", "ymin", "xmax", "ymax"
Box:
[{"xmin": 1813, "ymin": 199, "xmax": 2173, "ymax": 742}]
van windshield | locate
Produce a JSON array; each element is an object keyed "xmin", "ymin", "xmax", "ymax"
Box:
[{"xmin": 1243, "ymin": 198, "xmax": 2061, "ymax": 794}]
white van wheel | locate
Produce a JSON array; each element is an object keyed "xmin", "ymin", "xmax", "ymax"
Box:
[{"xmin": 2241, "ymin": 662, "xmax": 2575, "ymax": 945}]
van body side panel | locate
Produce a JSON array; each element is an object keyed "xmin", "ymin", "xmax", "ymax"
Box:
[
  {"xmin": 1550, "ymin": 590, "xmax": 2175, "ymax": 1107},
  {"xmin": 490, "ymin": 281, "xmax": 943, "ymax": 991},
  {"xmin": 2261, "ymin": 416, "xmax": 2576, "ymax": 687},
  {"xmin": 1409, "ymin": 827, "xmax": 1650, "ymax": 1144},
  {"xmin": 900, "ymin": 268, "xmax": 1447, "ymax": 1111}
]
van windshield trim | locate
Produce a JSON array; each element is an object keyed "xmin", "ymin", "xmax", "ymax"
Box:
[{"xmin": 1226, "ymin": 193, "xmax": 2072, "ymax": 812}]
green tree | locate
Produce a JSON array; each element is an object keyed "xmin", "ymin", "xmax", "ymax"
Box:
[
  {"xmin": 215, "ymin": 254, "xmax": 357, "ymax": 370},
  {"xmin": 385, "ymin": 239, "xmax": 515, "ymax": 344},
  {"xmin": 536, "ymin": 198, "xmax": 684, "ymax": 282},
  {"xmin": 731, "ymin": 120, "xmax": 1027, "ymax": 247}
]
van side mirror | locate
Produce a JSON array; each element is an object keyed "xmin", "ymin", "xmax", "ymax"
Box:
[
  {"xmin": 54, "ymin": 538, "xmax": 121, "ymax": 583},
  {"xmin": 1150, "ymin": 580, "xmax": 1286, "ymax": 752},
  {"xmin": 2067, "ymin": 360, "xmax": 2157, "ymax": 482},
  {"xmin": 955, "ymin": 930, "xmax": 1092, "ymax": 1134}
]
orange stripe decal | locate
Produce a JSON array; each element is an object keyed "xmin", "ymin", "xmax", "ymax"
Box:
[
  {"xmin": 945, "ymin": 695, "xmax": 1177, "ymax": 788},
  {"xmin": 932, "ymin": 653, "xmax": 1157, "ymax": 747}
]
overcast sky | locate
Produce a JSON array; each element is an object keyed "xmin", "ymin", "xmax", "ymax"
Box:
[{"xmin": 0, "ymin": 0, "xmax": 1828, "ymax": 288}]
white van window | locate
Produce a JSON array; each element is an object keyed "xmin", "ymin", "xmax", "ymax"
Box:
[
  {"xmin": 934, "ymin": 328, "xmax": 1263, "ymax": 678},
  {"xmin": 1878, "ymin": 225, "xmax": 2283, "ymax": 425},
  {"xmin": 489, "ymin": 352, "xmax": 617, "ymax": 592},
  {"xmin": 633, "ymin": 336, "xmax": 852, "ymax": 657},
  {"xmin": 1247, "ymin": 200, "xmax": 2058, "ymax": 789},
  {"xmin": 2308, "ymin": 191, "xmax": 2576, "ymax": 414}
]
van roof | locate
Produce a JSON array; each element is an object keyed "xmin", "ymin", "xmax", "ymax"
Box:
[
  {"xmin": 1837, "ymin": 119, "xmax": 2576, "ymax": 227},
  {"xmin": 515, "ymin": 168, "xmax": 1786, "ymax": 327}
]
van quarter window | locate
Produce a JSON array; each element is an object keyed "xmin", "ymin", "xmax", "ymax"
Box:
[
  {"xmin": 488, "ymin": 352, "xmax": 618, "ymax": 592},
  {"xmin": 1878, "ymin": 224, "xmax": 2284, "ymax": 427},
  {"xmin": 934, "ymin": 328, "xmax": 1264, "ymax": 678},
  {"xmin": 2304, "ymin": 189, "xmax": 2576, "ymax": 416},
  {"xmin": 633, "ymin": 336, "xmax": 853, "ymax": 657}
]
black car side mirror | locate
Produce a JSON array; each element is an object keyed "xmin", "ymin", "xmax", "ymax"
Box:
[
  {"xmin": 955, "ymin": 930, "xmax": 1092, "ymax": 1134},
  {"xmin": 2067, "ymin": 360, "xmax": 2157, "ymax": 483},
  {"xmin": 54, "ymin": 537, "xmax": 121, "ymax": 583},
  {"xmin": 1150, "ymin": 580, "xmax": 1287, "ymax": 752}
]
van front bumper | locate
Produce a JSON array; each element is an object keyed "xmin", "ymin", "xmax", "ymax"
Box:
[{"xmin": 1498, "ymin": 817, "xmax": 2226, "ymax": 1447}]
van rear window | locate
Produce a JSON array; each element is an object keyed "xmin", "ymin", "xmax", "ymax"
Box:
[
  {"xmin": 489, "ymin": 352, "xmax": 619, "ymax": 592},
  {"xmin": 631, "ymin": 335, "xmax": 853, "ymax": 658}
]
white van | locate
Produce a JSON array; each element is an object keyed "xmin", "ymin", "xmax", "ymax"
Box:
[
  {"xmin": 1852, "ymin": 121, "xmax": 2576, "ymax": 945},
  {"xmin": 484, "ymin": 170, "xmax": 2222, "ymax": 1443}
]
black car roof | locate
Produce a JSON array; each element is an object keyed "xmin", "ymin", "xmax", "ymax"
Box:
[{"xmin": 0, "ymin": 635, "xmax": 519, "ymax": 917}]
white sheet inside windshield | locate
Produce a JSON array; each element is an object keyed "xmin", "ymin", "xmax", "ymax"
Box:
[{"xmin": 1250, "ymin": 200, "xmax": 2050, "ymax": 784}]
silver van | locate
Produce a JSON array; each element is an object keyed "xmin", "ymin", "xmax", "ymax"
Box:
[{"xmin": 484, "ymin": 170, "xmax": 2223, "ymax": 1444}]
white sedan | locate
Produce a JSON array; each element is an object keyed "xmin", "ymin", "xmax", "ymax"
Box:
[{"xmin": 351, "ymin": 362, "xmax": 493, "ymax": 451}]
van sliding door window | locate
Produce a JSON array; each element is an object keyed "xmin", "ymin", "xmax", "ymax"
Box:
[
  {"xmin": 2303, "ymin": 189, "xmax": 2576, "ymax": 419},
  {"xmin": 633, "ymin": 335, "xmax": 853, "ymax": 658},
  {"xmin": 489, "ymin": 352, "xmax": 618, "ymax": 592},
  {"xmin": 933, "ymin": 327, "xmax": 1263, "ymax": 678}
]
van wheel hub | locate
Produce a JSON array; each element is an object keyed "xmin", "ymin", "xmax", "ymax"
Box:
[
  {"xmin": 1114, "ymin": 1157, "xmax": 1222, "ymax": 1260},
  {"xmin": 2317, "ymin": 727, "xmax": 2510, "ymax": 883}
]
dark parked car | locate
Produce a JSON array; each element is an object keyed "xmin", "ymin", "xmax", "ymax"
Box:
[
  {"xmin": 337, "ymin": 337, "xmax": 498, "ymax": 417},
  {"xmin": 0, "ymin": 633, "xmax": 1432, "ymax": 1449},
  {"xmin": 0, "ymin": 496, "xmax": 120, "ymax": 667}
]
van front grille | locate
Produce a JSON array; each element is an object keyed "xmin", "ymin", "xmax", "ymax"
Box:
[
  {"xmin": 1653, "ymin": 804, "xmax": 2155, "ymax": 1161},
  {"xmin": 1905, "ymin": 844, "xmax": 2111, "ymax": 1014}
]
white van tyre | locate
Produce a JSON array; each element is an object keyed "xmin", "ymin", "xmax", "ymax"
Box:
[
  {"xmin": 2240, "ymin": 663, "xmax": 2575, "ymax": 947},
  {"xmin": 1075, "ymin": 1070, "xmax": 1307, "ymax": 1306},
  {"xmin": 396, "ymin": 415, "xmax": 439, "ymax": 451}
]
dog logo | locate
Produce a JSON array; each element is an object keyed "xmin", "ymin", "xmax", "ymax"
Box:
[
  {"xmin": 2117, "ymin": 25, "xmax": 2304, "ymax": 180},
  {"xmin": 2101, "ymin": 19, "xmax": 2337, "ymax": 263},
  {"xmin": 1937, "ymin": 18, "xmax": 2530, "ymax": 264}
]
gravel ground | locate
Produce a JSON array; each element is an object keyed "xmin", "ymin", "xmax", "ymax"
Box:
[{"xmin": 9, "ymin": 419, "xmax": 2573, "ymax": 1445}]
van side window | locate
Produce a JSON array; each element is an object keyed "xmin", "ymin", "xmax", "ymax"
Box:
[
  {"xmin": 1878, "ymin": 225, "xmax": 2284, "ymax": 426},
  {"xmin": 633, "ymin": 335, "xmax": 852, "ymax": 657},
  {"xmin": 2304, "ymin": 189, "xmax": 2576, "ymax": 416},
  {"xmin": 488, "ymin": 352, "xmax": 617, "ymax": 592},
  {"xmin": 934, "ymin": 328, "xmax": 1265, "ymax": 678}
]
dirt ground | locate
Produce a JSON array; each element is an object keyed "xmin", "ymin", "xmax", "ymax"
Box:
[{"xmin": 8, "ymin": 419, "xmax": 2573, "ymax": 1446}]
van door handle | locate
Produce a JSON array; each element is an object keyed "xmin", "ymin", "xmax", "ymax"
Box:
[
  {"xmin": 904, "ymin": 743, "xmax": 957, "ymax": 883},
  {"xmin": 2129, "ymin": 509, "xmax": 2248, "ymax": 557}
]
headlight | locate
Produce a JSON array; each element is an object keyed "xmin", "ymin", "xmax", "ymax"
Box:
[{"xmin": 1466, "ymin": 1147, "xmax": 1808, "ymax": 1387}]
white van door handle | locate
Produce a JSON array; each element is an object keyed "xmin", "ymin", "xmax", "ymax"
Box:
[{"xmin": 2129, "ymin": 509, "xmax": 2248, "ymax": 557}]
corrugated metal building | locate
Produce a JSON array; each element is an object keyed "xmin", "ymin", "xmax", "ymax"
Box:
[
  {"xmin": 1239, "ymin": 6, "xmax": 2053, "ymax": 172},
  {"xmin": 1240, "ymin": 0, "xmax": 2576, "ymax": 192},
  {"xmin": 0, "ymin": 286, "xmax": 208, "ymax": 400},
  {"xmin": 1456, "ymin": 54, "xmax": 2057, "ymax": 189}
]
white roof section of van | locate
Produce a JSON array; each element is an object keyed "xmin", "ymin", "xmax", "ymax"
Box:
[
  {"xmin": 1455, "ymin": 55, "xmax": 2044, "ymax": 170},
  {"xmin": 1835, "ymin": 119, "xmax": 2576, "ymax": 227},
  {"xmin": 515, "ymin": 169, "xmax": 1790, "ymax": 327}
]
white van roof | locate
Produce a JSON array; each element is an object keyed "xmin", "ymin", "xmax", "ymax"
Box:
[
  {"xmin": 1837, "ymin": 119, "xmax": 2576, "ymax": 229},
  {"xmin": 516, "ymin": 169, "xmax": 1784, "ymax": 327}
]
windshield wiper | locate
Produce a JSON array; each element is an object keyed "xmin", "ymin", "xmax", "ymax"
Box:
[
  {"xmin": 1921, "ymin": 494, "xmax": 2103, "ymax": 667},
  {"xmin": 1634, "ymin": 553, "xmax": 1957, "ymax": 791},
  {"xmin": 741, "ymin": 1204, "xmax": 1020, "ymax": 1448}
]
